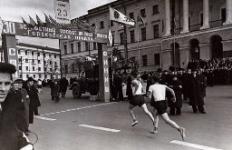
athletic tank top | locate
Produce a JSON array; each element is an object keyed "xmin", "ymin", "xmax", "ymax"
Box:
[{"xmin": 132, "ymin": 79, "xmax": 143, "ymax": 95}]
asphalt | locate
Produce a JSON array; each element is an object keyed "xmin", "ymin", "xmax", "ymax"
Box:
[{"xmin": 30, "ymin": 85, "xmax": 232, "ymax": 150}]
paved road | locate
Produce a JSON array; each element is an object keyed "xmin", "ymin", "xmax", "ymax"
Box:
[{"xmin": 30, "ymin": 86, "xmax": 232, "ymax": 150}]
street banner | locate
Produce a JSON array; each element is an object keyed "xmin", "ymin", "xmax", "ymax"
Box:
[
  {"xmin": 109, "ymin": 7, "xmax": 135, "ymax": 26},
  {"xmin": 1, "ymin": 21, "xmax": 108, "ymax": 43},
  {"xmin": 0, "ymin": 17, "xmax": 3, "ymax": 38},
  {"xmin": 54, "ymin": 0, "xmax": 71, "ymax": 24}
]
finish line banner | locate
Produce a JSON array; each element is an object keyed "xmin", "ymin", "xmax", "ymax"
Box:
[{"xmin": 2, "ymin": 21, "xmax": 108, "ymax": 42}]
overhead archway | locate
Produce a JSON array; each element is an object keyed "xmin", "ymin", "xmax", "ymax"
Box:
[
  {"xmin": 190, "ymin": 39, "xmax": 200, "ymax": 60},
  {"xmin": 171, "ymin": 42, "xmax": 180, "ymax": 67},
  {"xmin": 210, "ymin": 35, "xmax": 223, "ymax": 59}
]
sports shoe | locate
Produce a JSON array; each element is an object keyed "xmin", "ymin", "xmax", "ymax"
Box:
[
  {"xmin": 150, "ymin": 127, "xmax": 158, "ymax": 134},
  {"xmin": 131, "ymin": 120, "xmax": 138, "ymax": 127},
  {"xmin": 179, "ymin": 127, "xmax": 186, "ymax": 141}
]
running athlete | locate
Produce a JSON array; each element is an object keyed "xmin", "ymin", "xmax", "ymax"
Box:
[
  {"xmin": 147, "ymin": 75, "xmax": 186, "ymax": 140},
  {"xmin": 129, "ymin": 73, "xmax": 155, "ymax": 131}
]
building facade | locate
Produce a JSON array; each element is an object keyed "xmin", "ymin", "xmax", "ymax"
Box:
[
  {"xmin": 61, "ymin": 0, "xmax": 232, "ymax": 77},
  {"xmin": 17, "ymin": 43, "xmax": 61, "ymax": 80}
]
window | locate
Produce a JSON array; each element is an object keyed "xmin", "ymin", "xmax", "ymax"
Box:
[
  {"xmin": 65, "ymin": 65, "xmax": 68, "ymax": 73},
  {"xmin": 38, "ymin": 67, "xmax": 41, "ymax": 71},
  {"xmin": 25, "ymin": 51, "xmax": 28, "ymax": 55},
  {"xmin": 140, "ymin": 9, "xmax": 146, "ymax": 17},
  {"xmin": 120, "ymin": 32, "xmax": 124, "ymax": 45},
  {"xmin": 142, "ymin": 55, "xmax": 148, "ymax": 66},
  {"xmin": 129, "ymin": 12, "xmax": 134, "ymax": 19},
  {"xmin": 25, "ymin": 59, "xmax": 28, "ymax": 63},
  {"xmin": 154, "ymin": 53, "xmax": 160, "ymax": 66},
  {"xmin": 39, "ymin": 74, "xmax": 41, "ymax": 78},
  {"xmin": 221, "ymin": 8, "xmax": 226, "ymax": 23},
  {"xmin": 50, "ymin": 68, "xmax": 52, "ymax": 72},
  {"xmin": 130, "ymin": 30, "xmax": 135, "ymax": 43},
  {"xmin": 141, "ymin": 27, "xmax": 146, "ymax": 41},
  {"xmin": 33, "ymin": 75, "xmax": 35, "ymax": 78},
  {"xmin": 32, "ymin": 59, "xmax": 34, "ymax": 64},
  {"xmin": 153, "ymin": 24, "xmax": 159, "ymax": 39},
  {"xmin": 26, "ymin": 66, "xmax": 28, "ymax": 71},
  {"xmin": 44, "ymin": 67, "xmax": 47, "ymax": 71},
  {"xmin": 64, "ymin": 44, "xmax": 67, "ymax": 54},
  {"xmin": 200, "ymin": 13, "xmax": 203, "ymax": 26},
  {"xmin": 100, "ymin": 21, "xmax": 104, "ymax": 29},
  {"xmin": 71, "ymin": 64, "xmax": 75, "ymax": 73},
  {"xmin": 98, "ymin": 43, "xmax": 102, "ymax": 51},
  {"xmin": 112, "ymin": 32, "xmax": 115, "ymax": 46},
  {"xmin": 38, "ymin": 60, "xmax": 40, "ymax": 64},
  {"xmin": 111, "ymin": 21, "xmax": 114, "ymax": 27},
  {"xmin": 77, "ymin": 42, "xmax": 81, "ymax": 52},
  {"xmin": 93, "ymin": 42, "xmax": 97, "ymax": 50},
  {"xmin": 19, "ymin": 66, "xmax": 22, "ymax": 70},
  {"xmin": 32, "ymin": 52, "xmax": 34, "ymax": 56},
  {"xmin": 50, "ymin": 61, "xmax": 52, "ymax": 65},
  {"xmin": 49, "ymin": 54, "xmax": 51, "ymax": 57},
  {"xmin": 38, "ymin": 53, "xmax": 40, "ymax": 57},
  {"xmin": 54, "ymin": 55, "xmax": 57, "ymax": 59},
  {"xmin": 18, "ymin": 58, "xmax": 22, "ymax": 62},
  {"xmin": 71, "ymin": 43, "xmax": 74, "ymax": 54},
  {"xmin": 43, "ymin": 53, "xmax": 46, "ymax": 57},
  {"xmin": 32, "ymin": 67, "xmax": 35, "ymax": 71},
  {"xmin": 153, "ymin": 5, "xmax": 159, "ymax": 15},
  {"xmin": 18, "ymin": 50, "xmax": 21, "ymax": 55},
  {"xmin": 85, "ymin": 42, "xmax": 89, "ymax": 51}
]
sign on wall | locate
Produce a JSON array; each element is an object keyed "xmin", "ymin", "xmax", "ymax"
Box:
[{"xmin": 54, "ymin": 0, "xmax": 71, "ymax": 24}]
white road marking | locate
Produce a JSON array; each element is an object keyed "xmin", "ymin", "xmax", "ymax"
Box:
[
  {"xmin": 170, "ymin": 140, "xmax": 223, "ymax": 150},
  {"xmin": 35, "ymin": 116, "xmax": 56, "ymax": 121},
  {"xmin": 79, "ymin": 124, "xmax": 120, "ymax": 133},
  {"xmin": 41, "ymin": 102, "xmax": 117, "ymax": 116}
]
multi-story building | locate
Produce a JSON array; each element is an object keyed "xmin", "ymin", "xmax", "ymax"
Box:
[
  {"xmin": 61, "ymin": 0, "xmax": 232, "ymax": 77},
  {"xmin": 17, "ymin": 43, "xmax": 61, "ymax": 80}
]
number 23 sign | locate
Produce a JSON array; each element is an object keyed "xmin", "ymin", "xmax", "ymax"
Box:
[{"xmin": 54, "ymin": 0, "xmax": 70, "ymax": 24}]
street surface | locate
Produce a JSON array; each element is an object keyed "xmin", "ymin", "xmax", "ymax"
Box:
[{"xmin": 31, "ymin": 86, "xmax": 232, "ymax": 150}]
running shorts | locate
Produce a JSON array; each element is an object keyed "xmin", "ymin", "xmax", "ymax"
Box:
[
  {"xmin": 129, "ymin": 95, "xmax": 145, "ymax": 107},
  {"xmin": 150, "ymin": 100, "xmax": 167, "ymax": 115}
]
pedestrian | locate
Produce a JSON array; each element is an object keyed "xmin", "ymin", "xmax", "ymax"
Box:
[
  {"xmin": 37, "ymin": 79, "xmax": 42, "ymax": 93},
  {"xmin": 147, "ymin": 74, "xmax": 186, "ymax": 140},
  {"xmin": 59, "ymin": 77, "xmax": 69, "ymax": 98},
  {"xmin": 11, "ymin": 79, "xmax": 30, "ymax": 133},
  {"xmin": 189, "ymin": 70, "xmax": 206, "ymax": 113},
  {"xmin": 0, "ymin": 62, "xmax": 33, "ymax": 150},
  {"xmin": 26, "ymin": 77, "xmax": 41, "ymax": 125},
  {"xmin": 51, "ymin": 79, "xmax": 60, "ymax": 102},
  {"xmin": 169, "ymin": 76, "xmax": 183, "ymax": 115},
  {"xmin": 129, "ymin": 72, "xmax": 155, "ymax": 132}
]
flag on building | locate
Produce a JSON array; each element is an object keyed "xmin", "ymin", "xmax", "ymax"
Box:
[
  {"xmin": 29, "ymin": 16, "xmax": 36, "ymax": 27},
  {"xmin": 109, "ymin": 7, "xmax": 135, "ymax": 26},
  {"xmin": 36, "ymin": 14, "xmax": 43, "ymax": 26},
  {"xmin": 21, "ymin": 17, "xmax": 28, "ymax": 25},
  {"xmin": 108, "ymin": 29, "xmax": 113, "ymax": 46},
  {"xmin": 49, "ymin": 15, "xmax": 60, "ymax": 26},
  {"xmin": 44, "ymin": 13, "xmax": 51, "ymax": 24},
  {"xmin": 137, "ymin": 15, "xmax": 145, "ymax": 26}
]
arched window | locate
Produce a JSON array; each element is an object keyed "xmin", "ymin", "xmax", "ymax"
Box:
[
  {"xmin": 190, "ymin": 39, "xmax": 200, "ymax": 60},
  {"xmin": 210, "ymin": 35, "xmax": 223, "ymax": 59}
]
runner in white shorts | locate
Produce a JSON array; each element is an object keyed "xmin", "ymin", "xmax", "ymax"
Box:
[{"xmin": 147, "ymin": 74, "xmax": 186, "ymax": 140}]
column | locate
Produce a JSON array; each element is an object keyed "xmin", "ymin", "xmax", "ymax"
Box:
[
  {"xmin": 200, "ymin": 0, "xmax": 210, "ymax": 29},
  {"xmin": 224, "ymin": 0, "xmax": 232, "ymax": 25},
  {"xmin": 181, "ymin": 0, "xmax": 189, "ymax": 33},
  {"xmin": 164, "ymin": 0, "xmax": 171, "ymax": 36}
]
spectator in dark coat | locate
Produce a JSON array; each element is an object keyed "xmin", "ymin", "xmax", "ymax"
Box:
[
  {"xmin": 51, "ymin": 80, "xmax": 60, "ymax": 102},
  {"xmin": 169, "ymin": 76, "xmax": 183, "ymax": 115},
  {"xmin": 26, "ymin": 77, "xmax": 41, "ymax": 124},
  {"xmin": 59, "ymin": 77, "xmax": 69, "ymax": 98},
  {"xmin": 189, "ymin": 70, "xmax": 206, "ymax": 114}
]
